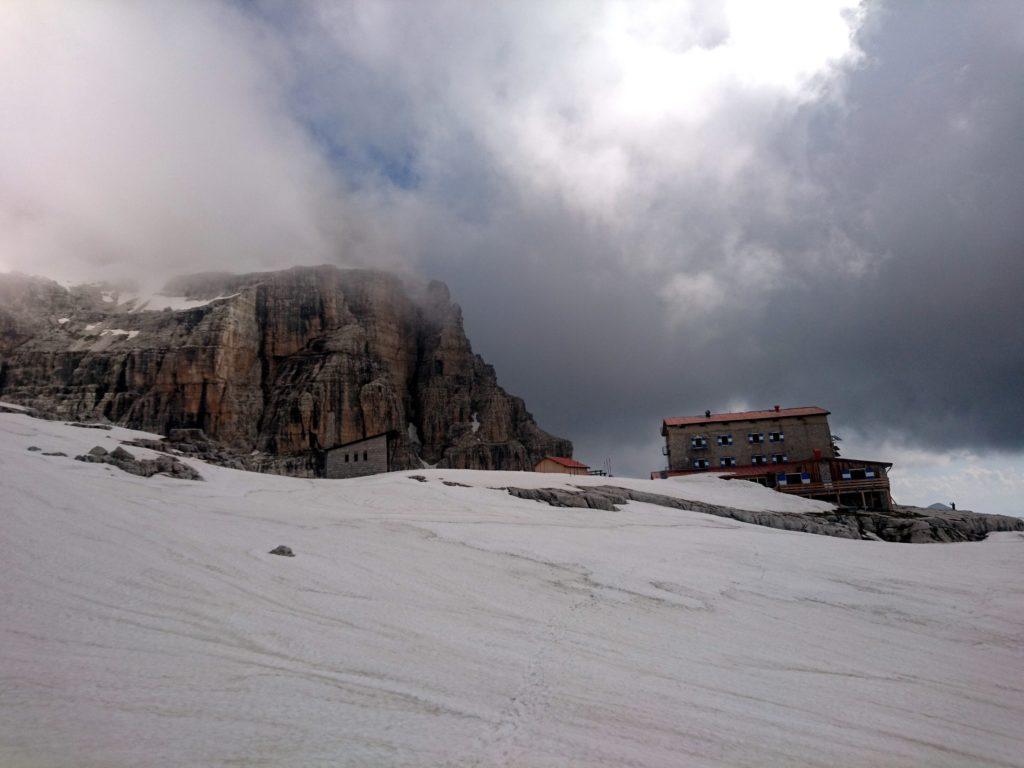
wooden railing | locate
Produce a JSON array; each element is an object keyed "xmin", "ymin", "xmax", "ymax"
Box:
[{"xmin": 776, "ymin": 477, "xmax": 889, "ymax": 495}]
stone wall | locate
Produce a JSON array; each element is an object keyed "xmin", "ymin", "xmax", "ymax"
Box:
[{"xmin": 324, "ymin": 433, "xmax": 390, "ymax": 479}]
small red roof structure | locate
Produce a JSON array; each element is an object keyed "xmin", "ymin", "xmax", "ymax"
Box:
[
  {"xmin": 662, "ymin": 406, "xmax": 829, "ymax": 430},
  {"xmin": 544, "ymin": 456, "xmax": 589, "ymax": 469}
]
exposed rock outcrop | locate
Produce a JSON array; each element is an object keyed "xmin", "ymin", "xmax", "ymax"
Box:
[
  {"xmin": 0, "ymin": 266, "xmax": 571, "ymax": 475},
  {"xmin": 74, "ymin": 445, "xmax": 203, "ymax": 480},
  {"xmin": 507, "ymin": 485, "xmax": 1024, "ymax": 543}
]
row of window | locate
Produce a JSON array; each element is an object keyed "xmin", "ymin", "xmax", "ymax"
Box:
[
  {"xmin": 343, "ymin": 450, "xmax": 370, "ymax": 463},
  {"xmin": 692, "ymin": 454, "xmax": 789, "ymax": 469},
  {"xmin": 691, "ymin": 432, "xmax": 784, "ymax": 449},
  {"xmin": 688, "ymin": 462, "xmax": 880, "ymax": 481}
]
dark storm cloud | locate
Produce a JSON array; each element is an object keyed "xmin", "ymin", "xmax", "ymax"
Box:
[
  {"xmin": 358, "ymin": 1, "xmax": 1022, "ymax": 479},
  {"xmin": 712, "ymin": 1, "xmax": 1024, "ymax": 453},
  {"xmin": 412, "ymin": 1, "xmax": 1024, "ymax": 472}
]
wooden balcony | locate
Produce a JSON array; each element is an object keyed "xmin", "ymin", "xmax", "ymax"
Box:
[{"xmin": 777, "ymin": 477, "xmax": 890, "ymax": 495}]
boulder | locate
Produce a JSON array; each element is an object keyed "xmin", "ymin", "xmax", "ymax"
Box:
[
  {"xmin": 268, "ymin": 545, "xmax": 295, "ymax": 557},
  {"xmin": 74, "ymin": 445, "xmax": 203, "ymax": 481},
  {"xmin": 109, "ymin": 446, "xmax": 134, "ymax": 461}
]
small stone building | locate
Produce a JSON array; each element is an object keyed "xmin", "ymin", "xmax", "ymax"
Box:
[
  {"xmin": 324, "ymin": 432, "xmax": 399, "ymax": 479},
  {"xmin": 534, "ymin": 456, "xmax": 590, "ymax": 475}
]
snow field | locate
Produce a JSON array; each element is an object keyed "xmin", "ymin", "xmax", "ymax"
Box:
[{"xmin": 1, "ymin": 411, "xmax": 1022, "ymax": 767}]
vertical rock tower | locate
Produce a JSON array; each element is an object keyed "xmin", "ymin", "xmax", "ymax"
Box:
[{"xmin": 0, "ymin": 266, "xmax": 572, "ymax": 474}]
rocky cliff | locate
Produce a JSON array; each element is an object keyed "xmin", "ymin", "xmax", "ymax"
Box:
[{"xmin": 0, "ymin": 266, "xmax": 572, "ymax": 474}]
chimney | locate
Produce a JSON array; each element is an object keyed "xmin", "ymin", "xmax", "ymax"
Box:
[{"xmin": 774, "ymin": 404, "xmax": 780, "ymax": 412}]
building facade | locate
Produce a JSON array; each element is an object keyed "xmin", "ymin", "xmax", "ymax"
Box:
[
  {"xmin": 324, "ymin": 432, "xmax": 398, "ymax": 479},
  {"xmin": 655, "ymin": 406, "xmax": 893, "ymax": 510},
  {"xmin": 663, "ymin": 406, "xmax": 835, "ymax": 472}
]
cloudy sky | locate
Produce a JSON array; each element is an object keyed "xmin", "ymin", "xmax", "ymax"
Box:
[{"xmin": 2, "ymin": 1, "xmax": 1022, "ymax": 512}]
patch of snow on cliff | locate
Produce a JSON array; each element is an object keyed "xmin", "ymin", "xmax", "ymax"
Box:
[
  {"xmin": 57, "ymin": 317, "xmax": 70, "ymax": 324},
  {"xmin": 100, "ymin": 329, "xmax": 139, "ymax": 340},
  {"xmin": 122, "ymin": 292, "xmax": 241, "ymax": 312},
  {"xmin": 471, "ymin": 412, "xmax": 481, "ymax": 434}
]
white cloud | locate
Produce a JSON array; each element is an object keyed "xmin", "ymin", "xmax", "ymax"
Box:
[{"xmin": 0, "ymin": 1, "xmax": 346, "ymax": 286}]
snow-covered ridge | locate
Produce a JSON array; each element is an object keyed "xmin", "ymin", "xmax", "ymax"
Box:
[{"xmin": 1, "ymin": 410, "xmax": 1022, "ymax": 767}]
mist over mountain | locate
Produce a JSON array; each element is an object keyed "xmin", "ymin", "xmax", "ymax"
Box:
[{"xmin": 0, "ymin": 266, "xmax": 570, "ymax": 473}]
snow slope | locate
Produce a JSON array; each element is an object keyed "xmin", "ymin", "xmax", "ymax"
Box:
[{"xmin": 1, "ymin": 412, "xmax": 1023, "ymax": 768}]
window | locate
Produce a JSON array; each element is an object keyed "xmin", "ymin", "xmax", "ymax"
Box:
[
  {"xmin": 691, "ymin": 436, "xmax": 708, "ymax": 449},
  {"xmin": 716, "ymin": 434, "xmax": 733, "ymax": 446},
  {"xmin": 353, "ymin": 452, "xmax": 358, "ymax": 462},
  {"xmin": 692, "ymin": 458, "xmax": 710, "ymax": 469},
  {"xmin": 777, "ymin": 472, "xmax": 811, "ymax": 486},
  {"xmin": 344, "ymin": 453, "xmax": 349, "ymax": 463},
  {"xmin": 363, "ymin": 451, "xmax": 368, "ymax": 462},
  {"xmin": 768, "ymin": 431, "xmax": 784, "ymax": 443},
  {"xmin": 841, "ymin": 467, "xmax": 877, "ymax": 481},
  {"xmin": 771, "ymin": 454, "xmax": 787, "ymax": 464},
  {"xmin": 748, "ymin": 432, "xmax": 764, "ymax": 444},
  {"xmin": 751, "ymin": 454, "xmax": 767, "ymax": 465},
  {"xmin": 719, "ymin": 457, "xmax": 736, "ymax": 467}
]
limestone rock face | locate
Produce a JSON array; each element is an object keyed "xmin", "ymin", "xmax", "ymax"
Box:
[{"xmin": 0, "ymin": 266, "xmax": 572, "ymax": 474}]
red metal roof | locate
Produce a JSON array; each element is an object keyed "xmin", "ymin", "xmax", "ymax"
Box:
[
  {"xmin": 543, "ymin": 456, "xmax": 589, "ymax": 469},
  {"xmin": 663, "ymin": 406, "xmax": 829, "ymax": 429}
]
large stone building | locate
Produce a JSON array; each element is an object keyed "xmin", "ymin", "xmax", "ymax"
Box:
[
  {"xmin": 662, "ymin": 405, "xmax": 835, "ymax": 470},
  {"xmin": 653, "ymin": 406, "xmax": 893, "ymax": 510}
]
